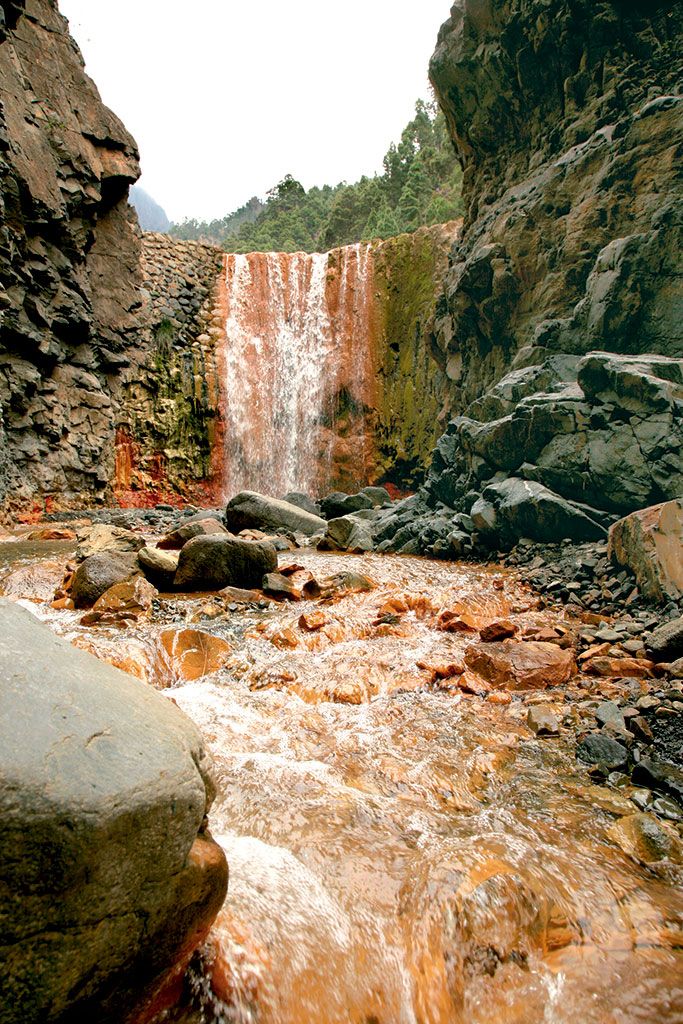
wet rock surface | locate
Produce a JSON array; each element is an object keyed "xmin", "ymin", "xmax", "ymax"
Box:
[
  {"xmin": 0, "ymin": 598, "xmax": 227, "ymax": 1024},
  {"xmin": 419, "ymin": 0, "xmax": 683, "ymax": 549}
]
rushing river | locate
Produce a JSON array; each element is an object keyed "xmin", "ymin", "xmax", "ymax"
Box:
[{"xmin": 3, "ymin": 542, "xmax": 682, "ymax": 1024}]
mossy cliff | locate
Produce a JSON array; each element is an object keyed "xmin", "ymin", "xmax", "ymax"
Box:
[{"xmin": 372, "ymin": 223, "xmax": 458, "ymax": 487}]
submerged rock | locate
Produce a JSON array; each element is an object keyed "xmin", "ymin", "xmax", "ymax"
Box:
[
  {"xmin": 159, "ymin": 628, "xmax": 233, "ymax": 682},
  {"xmin": 225, "ymin": 491, "xmax": 326, "ymax": 538},
  {"xmin": 0, "ymin": 599, "xmax": 228, "ymax": 1023}
]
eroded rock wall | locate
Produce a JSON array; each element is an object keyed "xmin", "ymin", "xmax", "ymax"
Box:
[
  {"xmin": 0, "ymin": 0, "xmax": 144, "ymax": 511},
  {"xmin": 114, "ymin": 234, "xmax": 226, "ymax": 506},
  {"xmin": 425, "ymin": 0, "xmax": 683, "ymax": 533}
]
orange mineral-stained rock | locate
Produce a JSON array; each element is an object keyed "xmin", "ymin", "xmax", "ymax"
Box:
[
  {"xmin": 457, "ymin": 670, "xmax": 492, "ymax": 696},
  {"xmin": 465, "ymin": 641, "xmax": 576, "ymax": 690},
  {"xmin": 583, "ymin": 656, "xmax": 654, "ymax": 678},
  {"xmin": 93, "ymin": 577, "xmax": 158, "ymax": 615},
  {"xmin": 159, "ymin": 628, "xmax": 233, "ymax": 682},
  {"xmin": 26, "ymin": 527, "xmax": 76, "ymax": 541},
  {"xmin": 479, "ymin": 619, "xmax": 518, "ymax": 643},
  {"xmin": 434, "ymin": 608, "xmax": 478, "ymax": 633},
  {"xmin": 298, "ymin": 610, "xmax": 328, "ymax": 632}
]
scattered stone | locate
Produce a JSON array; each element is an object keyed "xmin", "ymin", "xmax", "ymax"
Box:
[
  {"xmin": 71, "ymin": 551, "xmax": 142, "ymax": 609},
  {"xmin": 174, "ymin": 535, "xmax": 277, "ymax": 592},
  {"xmin": 527, "ymin": 706, "xmax": 560, "ymax": 735},
  {"xmin": 91, "ymin": 577, "xmax": 158, "ymax": 619},
  {"xmin": 631, "ymin": 758, "xmax": 683, "ymax": 806},
  {"xmin": 26, "ymin": 527, "xmax": 76, "ymax": 541},
  {"xmin": 582, "ymin": 657, "xmax": 654, "ymax": 678},
  {"xmin": 645, "ymin": 616, "xmax": 683, "ymax": 662},
  {"xmin": 298, "ymin": 610, "xmax": 328, "ymax": 632},
  {"xmin": 138, "ymin": 545, "xmax": 179, "ymax": 588},
  {"xmin": 219, "ymin": 586, "xmax": 263, "ymax": 605},
  {"xmin": 595, "ymin": 701, "xmax": 624, "ymax": 727},
  {"xmin": 225, "ymin": 491, "xmax": 326, "ymax": 538},
  {"xmin": 158, "ymin": 518, "xmax": 228, "ymax": 549},
  {"xmin": 302, "ymin": 571, "xmax": 374, "ymax": 599},
  {"xmin": 479, "ymin": 620, "xmax": 518, "ymax": 642},
  {"xmin": 76, "ymin": 524, "xmax": 145, "ymax": 560},
  {"xmin": 465, "ymin": 641, "xmax": 575, "ymax": 690},
  {"xmin": 262, "ymin": 572, "xmax": 301, "ymax": 601},
  {"xmin": 576, "ymin": 734, "xmax": 629, "ymax": 772},
  {"xmin": 606, "ymin": 813, "xmax": 683, "ymax": 864}
]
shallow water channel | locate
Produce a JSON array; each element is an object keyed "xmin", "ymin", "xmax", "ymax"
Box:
[{"xmin": 4, "ymin": 543, "xmax": 683, "ymax": 1023}]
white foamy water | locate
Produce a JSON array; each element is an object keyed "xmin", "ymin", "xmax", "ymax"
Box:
[{"xmin": 222, "ymin": 246, "xmax": 374, "ymax": 497}]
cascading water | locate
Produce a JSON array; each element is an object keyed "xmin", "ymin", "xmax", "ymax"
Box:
[{"xmin": 222, "ymin": 245, "xmax": 375, "ymax": 498}]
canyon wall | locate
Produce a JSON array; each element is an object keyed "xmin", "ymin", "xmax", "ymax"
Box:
[
  {"xmin": 114, "ymin": 233, "xmax": 226, "ymax": 506},
  {"xmin": 0, "ymin": 0, "xmax": 143, "ymax": 511},
  {"xmin": 423, "ymin": 0, "xmax": 683, "ymax": 533}
]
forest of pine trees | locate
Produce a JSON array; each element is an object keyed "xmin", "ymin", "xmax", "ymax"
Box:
[{"xmin": 169, "ymin": 99, "xmax": 463, "ymax": 253}]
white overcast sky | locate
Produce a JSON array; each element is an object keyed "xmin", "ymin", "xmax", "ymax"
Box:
[{"xmin": 57, "ymin": 0, "xmax": 453, "ymax": 224}]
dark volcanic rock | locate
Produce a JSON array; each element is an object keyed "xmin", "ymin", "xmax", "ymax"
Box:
[
  {"xmin": 645, "ymin": 617, "xmax": 683, "ymax": 662},
  {"xmin": 470, "ymin": 478, "xmax": 606, "ymax": 547},
  {"xmin": 225, "ymin": 491, "xmax": 326, "ymax": 538},
  {"xmin": 71, "ymin": 551, "xmax": 141, "ymax": 608},
  {"xmin": 174, "ymin": 534, "xmax": 277, "ymax": 591},
  {"xmin": 0, "ymin": 598, "xmax": 228, "ymax": 1024},
  {"xmin": 425, "ymin": 0, "xmax": 683, "ymax": 548},
  {"xmin": 0, "ymin": 1, "xmax": 142, "ymax": 506},
  {"xmin": 320, "ymin": 491, "xmax": 374, "ymax": 519},
  {"xmin": 576, "ymin": 734, "xmax": 629, "ymax": 773}
]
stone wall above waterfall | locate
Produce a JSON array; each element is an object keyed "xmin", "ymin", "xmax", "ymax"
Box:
[
  {"xmin": 424, "ymin": 0, "xmax": 683, "ymax": 534},
  {"xmin": 114, "ymin": 233, "xmax": 226, "ymax": 506},
  {"xmin": 0, "ymin": 0, "xmax": 143, "ymax": 511}
]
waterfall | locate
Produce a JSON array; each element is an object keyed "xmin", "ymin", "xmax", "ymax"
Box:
[{"xmin": 222, "ymin": 245, "xmax": 375, "ymax": 499}]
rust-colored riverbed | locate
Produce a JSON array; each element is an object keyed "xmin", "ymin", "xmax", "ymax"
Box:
[{"xmin": 2, "ymin": 541, "xmax": 682, "ymax": 1024}]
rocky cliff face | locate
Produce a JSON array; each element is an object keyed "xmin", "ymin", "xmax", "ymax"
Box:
[
  {"xmin": 0, "ymin": 0, "xmax": 144, "ymax": 511},
  {"xmin": 422, "ymin": 0, "xmax": 683, "ymax": 544}
]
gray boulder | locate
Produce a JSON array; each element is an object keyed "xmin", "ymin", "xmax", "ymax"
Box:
[
  {"xmin": 71, "ymin": 551, "xmax": 141, "ymax": 608},
  {"xmin": 174, "ymin": 534, "xmax": 277, "ymax": 591},
  {"xmin": 0, "ymin": 598, "xmax": 228, "ymax": 1024},
  {"xmin": 319, "ymin": 515, "xmax": 375, "ymax": 553},
  {"xmin": 320, "ymin": 491, "xmax": 374, "ymax": 519},
  {"xmin": 470, "ymin": 477, "xmax": 606, "ymax": 547},
  {"xmin": 225, "ymin": 491, "xmax": 326, "ymax": 538},
  {"xmin": 281, "ymin": 491, "xmax": 319, "ymax": 516}
]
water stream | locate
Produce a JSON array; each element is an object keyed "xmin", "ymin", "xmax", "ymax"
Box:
[{"xmin": 3, "ymin": 542, "xmax": 682, "ymax": 1023}]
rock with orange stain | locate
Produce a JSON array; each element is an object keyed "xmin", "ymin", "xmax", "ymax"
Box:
[
  {"xmin": 583, "ymin": 656, "xmax": 654, "ymax": 678},
  {"xmin": 0, "ymin": 560, "xmax": 66, "ymax": 602},
  {"xmin": 299, "ymin": 610, "xmax": 328, "ymax": 631},
  {"xmin": 435, "ymin": 608, "xmax": 478, "ymax": 633},
  {"xmin": 457, "ymin": 670, "xmax": 492, "ymax": 696},
  {"xmin": 206, "ymin": 908, "xmax": 271, "ymax": 1014},
  {"xmin": 578, "ymin": 642, "xmax": 612, "ymax": 662},
  {"xmin": 269, "ymin": 628, "xmax": 299, "ymax": 649},
  {"xmin": 160, "ymin": 628, "xmax": 233, "ymax": 682},
  {"xmin": 465, "ymin": 641, "xmax": 576, "ymax": 690},
  {"xmin": 262, "ymin": 572, "xmax": 301, "ymax": 601},
  {"xmin": 72, "ymin": 635, "xmax": 153, "ymax": 684},
  {"xmin": 26, "ymin": 527, "xmax": 76, "ymax": 541},
  {"xmin": 332, "ymin": 679, "xmax": 370, "ymax": 704},
  {"xmin": 487, "ymin": 690, "xmax": 512, "ymax": 705},
  {"xmin": 479, "ymin": 619, "xmax": 518, "ymax": 642},
  {"xmin": 51, "ymin": 596, "xmax": 75, "ymax": 610},
  {"xmin": 93, "ymin": 577, "xmax": 158, "ymax": 615},
  {"xmin": 417, "ymin": 659, "xmax": 465, "ymax": 682}
]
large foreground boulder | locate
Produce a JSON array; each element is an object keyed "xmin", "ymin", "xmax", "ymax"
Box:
[
  {"xmin": 0, "ymin": 599, "xmax": 228, "ymax": 1024},
  {"xmin": 225, "ymin": 491, "xmax": 326, "ymax": 538},
  {"xmin": 174, "ymin": 534, "xmax": 278, "ymax": 591},
  {"xmin": 608, "ymin": 498, "xmax": 683, "ymax": 604}
]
